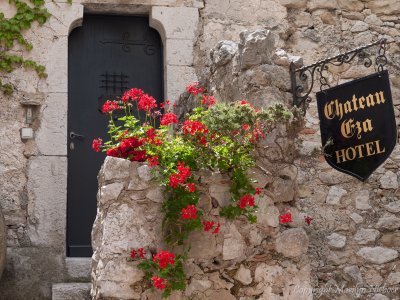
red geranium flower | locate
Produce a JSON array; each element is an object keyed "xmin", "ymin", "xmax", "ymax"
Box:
[
  {"xmin": 151, "ymin": 276, "xmax": 166, "ymax": 290},
  {"xmin": 203, "ymin": 221, "xmax": 215, "ymax": 232},
  {"xmin": 153, "ymin": 250, "xmax": 175, "ymax": 269},
  {"xmin": 138, "ymin": 248, "xmax": 146, "ymax": 258},
  {"xmin": 280, "ymin": 213, "xmax": 292, "ymax": 224},
  {"xmin": 169, "ymin": 173, "xmax": 182, "ymax": 188},
  {"xmin": 130, "ymin": 249, "xmax": 137, "ymax": 259},
  {"xmin": 102, "ymin": 100, "xmax": 120, "ymax": 114},
  {"xmin": 186, "ymin": 82, "xmax": 204, "ymax": 95},
  {"xmin": 255, "ymin": 187, "xmax": 262, "ymax": 195},
  {"xmin": 181, "ymin": 204, "xmax": 197, "ymax": 219},
  {"xmin": 212, "ymin": 222, "xmax": 220, "ymax": 234},
  {"xmin": 138, "ymin": 93, "xmax": 157, "ymax": 112},
  {"xmin": 122, "ymin": 88, "xmax": 144, "ymax": 102},
  {"xmin": 304, "ymin": 216, "xmax": 313, "ymax": 225},
  {"xmin": 92, "ymin": 138, "xmax": 102, "ymax": 152},
  {"xmin": 106, "ymin": 147, "xmax": 119, "ymax": 157},
  {"xmin": 160, "ymin": 113, "xmax": 178, "ymax": 126},
  {"xmin": 182, "ymin": 120, "xmax": 208, "ymax": 135},
  {"xmin": 186, "ymin": 183, "xmax": 196, "ymax": 193},
  {"xmin": 131, "ymin": 150, "xmax": 147, "ymax": 162},
  {"xmin": 201, "ymin": 95, "xmax": 216, "ymax": 106},
  {"xmin": 147, "ymin": 156, "xmax": 159, "ymax": 167},
  {"xmin": 239, "ymin": 194, "xmax": 255, "ymax": 209}
]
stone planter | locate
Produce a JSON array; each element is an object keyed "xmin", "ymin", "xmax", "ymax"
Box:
[
  {"xmin": 91, "ymin": 157, "xmax": 311, "ymax": 300},
  {"xmin": 0, "ymin": 208, "xmax": 6, "ymax": 280}
]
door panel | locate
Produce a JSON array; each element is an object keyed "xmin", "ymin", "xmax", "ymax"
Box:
[{"xmin": 68, "ymin": 15, "xmax": 163, "ymax": 257}]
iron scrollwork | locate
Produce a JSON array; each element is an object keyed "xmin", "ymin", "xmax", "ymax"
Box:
[{"xmin": 290, "ymin": 38, "xmax": 392, "ymax": 114}]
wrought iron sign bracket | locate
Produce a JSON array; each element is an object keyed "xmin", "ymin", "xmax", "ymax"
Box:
[{"xmin": 290, "ymin": 38, "xmax": 392, "ymax": 113}]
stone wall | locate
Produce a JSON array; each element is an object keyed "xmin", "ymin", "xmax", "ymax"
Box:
[
  {"xmin": 1, "ymin": 0, "xmax": 400, "ymax": 299},
  {"xmin": 92, "ymin": 157, "xmax": 312, "ymax": 300}
]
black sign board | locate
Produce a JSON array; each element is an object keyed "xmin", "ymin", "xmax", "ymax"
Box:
[{"xmin": 316, "ymin": 71, "xmax": 397, "ymax": 181}]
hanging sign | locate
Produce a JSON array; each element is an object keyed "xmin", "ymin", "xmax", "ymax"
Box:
[{"xmin": 316, "ymin": 70, "xmax": 397, "ymax": 181}]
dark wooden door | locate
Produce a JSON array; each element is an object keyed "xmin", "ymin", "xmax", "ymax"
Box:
[{"xmin": 68, "ymin": 15, "xmax": 163, "ymax": 257}]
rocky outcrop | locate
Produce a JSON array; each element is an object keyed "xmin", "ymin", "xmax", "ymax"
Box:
[{"xmin": 91, "ymin": 156, "xmax": 311, "ymax": 299}]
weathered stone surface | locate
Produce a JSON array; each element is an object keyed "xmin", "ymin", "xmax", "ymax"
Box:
[
  {"xmin": 278, "ymin": 0, "xmax": 307, "ymax": 9},
  {"xmin": 357, "ymin": 247, "xmax": 399, "ymax": 264},
  {"xmin": 337, "ymin": 0, "xmax": 364, "ymax": 11},
  {"xmin": 239, "ymin": 30, "xmax": 275, "ymax": 70},
  {"xmin": 185, "ymin": 278, "xmax": 212, "ymax": 296},
  {"xmin": 0, "ymin": 208, "xmax": 5, "ymax": 279},
  {"xmin": 376, "ymin": 213, "xmax": 400, "ymax": 230},
  {"xmin": 350, "ymin": 21, "xmax": 369, "ymax": 32},
  {"xmin": 210, "ymin": 40, "xmax": 238, "ymax": 66},
  {"xmin": 235, "ymin": 265, "xmax": 252, "ymax": 285},
  {"xmin": 365, "ymin": 0, "xmax": 400, "ymax": 16},
  {"xmin": 371, "ymin": 294, "xmax": 390, "ymax": 300},
  {"xmin": 223, "ymin": 223, "xmax": 245, "ymax": 260},
  {"xmin": 385, "ymin": 200, "xmax": 400, "ymax": 213},
  {"xmin": 209, "ymin": 184, "xmax": 231, "ymax": 207},
  {"xmin": 271, "ymin": 177, "xmax": 295, "ymax": 203},
  {"xmin": 102, "ymin": 157, "xmax": 131, "ymax": 181},
  {"xmin": 379, "ymin": 171, "xmax": 399, "ymax": 189},
  {"xmin": 326, "ymin": 186, "xmax": 347, "ymax": 205},
  {"xmin": 204, "ymin": 290, "xmax": 236, "ymax": 300},
  {"xmin": 327, "ymin": 233, "xmax": 346, "ymax": 249},
  {"xmin": 52, "ymin": 283, "xmax": 91, "ymax": 300},
  {"xmin": 354, "ymin": 228, "xmax": 380, "ymax": 245},
  {"xmin": 254, "ymin": 263, "xmax": 283, "ymax": 283},
  {"xmin": 307, "ymin": 0, "xmax": 338, "ymax": 11},
  {"xmin": 349, "ymin": 212, "xmax": 363, "ymax": 224},
  {"xmin": 386, "ymin": 271, "xmax": 400, "ymax": 285},
  {"xmin": 380, "ymin": 232, "xmax": 400, "ymax": 247},
  {"xmin": 343, "ymin": 265, "xmax": 363, "ymax": 285},
  {"xmin": 99, "ymin": 182, "xmax": 124, "ymax": 206},
  {"xmin": 275, "ymin": 228, "xmax": 309, "ymax": 258},
  {"xmin": 146, "ymin": 186, "xmax": 164, "ymax": 203},
  {"xmin": 355, "ymin": 190, "xmax": 371, "ymax": 210}
]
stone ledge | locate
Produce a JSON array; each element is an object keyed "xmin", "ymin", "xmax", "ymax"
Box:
[
  {"xmin": 65, "ymin": 258, "xmax": 91, "ymax": 280},
  {"xmin": 52, "ymin": 283, "xmax": 91, "ymax": 300}
]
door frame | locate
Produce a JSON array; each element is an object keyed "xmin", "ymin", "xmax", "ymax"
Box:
[{"xmin": 27, "ymin": 1, "xmax": 199, "ymax": 274}]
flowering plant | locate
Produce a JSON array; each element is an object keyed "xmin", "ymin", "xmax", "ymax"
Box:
[{"xmin": 94, "ymin": 83, "xmax": 291, "ymax": 297}]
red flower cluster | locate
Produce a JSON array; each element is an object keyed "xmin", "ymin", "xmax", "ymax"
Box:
[
  {"xmin": 280, "ymin": 213, "xmax": 292, "ymax": 224},
  {"xmin": 239, "ymin": 194, "xmax": 255, "ymax": 209},
  {"xmin": 130, "ymin": 248, "xmax": 146, "ymax": 259},
  {"xmin": 181, "ymin": 204, "xmax": 197, "ymax": 219},
  {"xmin": 186, "ymin": 183, "xmax": 196, "ymax": 193},
  {"xmin": 182, "ymin": 120, "xmax": 208, "ymax": 135},
  {"xmin": 203, "ymin": 221, "xmax": 220, "ymax": 234},
  {"xmin": 138, "ymin": 93, "xmax": 157, "ymax": 112},
  {"xmin": 304, "ymin": 215, "xmax": 312, "ymax": 225},
  {"xmin": 106, "ymin": 137, "xmax": 147, "ymax": 162},
  {"xmin": 186, "ymin": 82, "xmax": 204, "ymax": 95},
  {"xmin": 255, "ymin": 187, "xmax": 262, "ymax": 195},
  {"xmin": 121, "ymin": 88, "xmax": 144, "ymax": 102},
  {"xmin": 251, "ymin": 124, "xmax": 266, "ymax": 143},
  {"xmin": 102, "ymin": 100, "xmax": 120, "ymax": 114},
  {"xmin": 153, "ymin": 250, "xmax": 175, "ymax": 269},
  {"xmin": 151, "ymin": 276, "xmax": 166, "ymax": 290},
  {"xmin": 169, "ymin": 162, "xmax": 192, "ymax": 188},
  {"xmin": 92, "ymin": 138, "xmax": 102, "ymax": 152},
  {"xmin": 201, "ymin": 95, "xmax": 216, "ymax": 106},
  {"xmin": 160, "ymin": 113, "xmax": 178, "ymax": 126},
  {"xmin": 147, "ymin": 155, "xmax": 159, "ymax": 167}
]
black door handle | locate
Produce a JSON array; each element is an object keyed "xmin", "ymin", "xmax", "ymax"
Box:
[{"xmin": 69, "ymin": 131, "xmax": 85, "ymax": 140}]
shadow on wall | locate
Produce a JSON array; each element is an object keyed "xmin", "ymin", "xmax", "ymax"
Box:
[{"xmin": 0, "ymin": 208, "xmax": 5, "ymax": 280}]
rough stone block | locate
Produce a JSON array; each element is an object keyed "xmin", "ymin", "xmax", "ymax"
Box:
[
  {"xmin": 166, "ymin": 39, "xmax": 194, "ymax": 66},
  {"xmin": 165, "ymin": 65, "xmax": 198, "ymax": 102},
  {"xmin": 35, "ymin": 93, "xmax": 67, "ymax": 156},
  {"xmin": 275, "ymin": 228, "xmax": 309, "ymax": 258},
  {"xmin": 65, "ymin": 257, "xmax": 91, "ymax": 280},
  {"xmin": 151, "ymin": 6, "xmax": 199, "ymax": 40},
  {"xmin": 27, "ymin": 156, "xmax": 67, "ymax": 248},
  {"xmin": 52, "ymin": 283, "xmax": 91, "ymax": 300},
  {"xmin": 357, "ymin": 247, "xmax": 399, "ymax": 264}
]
